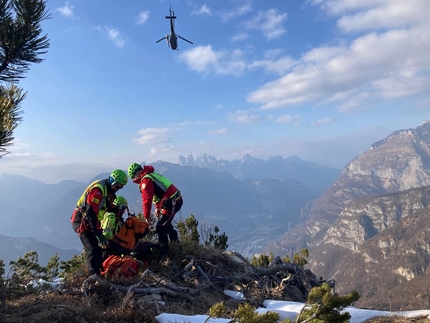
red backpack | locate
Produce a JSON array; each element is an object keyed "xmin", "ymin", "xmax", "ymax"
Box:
[{"xmin": 100, "ymin": 255, "xmax": 139, "ymax": 278}]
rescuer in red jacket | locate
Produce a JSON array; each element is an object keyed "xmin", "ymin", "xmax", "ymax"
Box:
[
  {"xmin": 70, "ymin": 169, "xmax": 128, "ymax": 275},
  {"xmin": 128, "ymin": 162, "xmax": 183, "ymax": 257}
]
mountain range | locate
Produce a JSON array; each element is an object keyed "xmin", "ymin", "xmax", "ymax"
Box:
[
  {"xmin": 0, "ymin": 155, "xmax": 339, "ymax": 263},
  {"xmin": 177, "ymin": 154, "xmax": 340, "ymax": 197},
  {"xmin": 0, "ymin": 234, "xmax": 79, "ymax": 269}
]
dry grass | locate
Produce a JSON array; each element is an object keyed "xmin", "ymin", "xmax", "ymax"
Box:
[{"xmin": 2, "ymin": 243, "xmax": 430, "ymax": 323}]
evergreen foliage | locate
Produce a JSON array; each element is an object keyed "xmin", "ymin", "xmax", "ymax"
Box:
[
  {"xmin": 177, "ymin": 214, "xmax": 200, "ymax": 242},
  {"xmin": 206, "ymin": 225, "xmax": 228, "ymax": 250},
  {"xmin": 208, "ymin": 302, "xmax": 282, "ymax": 323},
  {"xmin": 4, "ymin": 251, "xmax": 60, "ymax": 301},
  {"xmin": 251, "ymin": 252, "xmax": 274, "ymax": 267},
  {"xmin": 295, "ymin": 282, "xmax": 360, "ymax": 323},
  {"xmin": 0, "ymin": 0, "xmax": 50, "ymax": 82},
  {"xmin": 0, "ymin": 0, "xmax": 50, "ymax": 156},
  {"xmin": 251, "ymin": 249, "xmax": 309, "ymax": 269},
  {"xmin": 208, "ymin": 301, "xmax": 227, "ymax": 318},
  {"xmin": 0, "ymin": 83, "xmax": 25, "ymax": 156},
  {"xmin": 293, "ymin": 248, "xmax": 309, "ymax": 268},
  {"xmin": 59, "ymin": 252, "xmax": 86, "ymax": 276},
  {"xmin": 199, "ymin": 218, "xmax": 229, "ymax": 250},
  {"xmin": 234, "ymin": 303, "xmax": 280, "ymax": 323}
]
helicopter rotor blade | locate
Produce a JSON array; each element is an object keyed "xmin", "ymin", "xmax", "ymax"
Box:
[
  {"xmin": 176, "ymin": 34, "xmax": 193, "ymax": 44},
  {"xmin": 156, "ymin": 36, "xmax": 166, "ymax": 43}
]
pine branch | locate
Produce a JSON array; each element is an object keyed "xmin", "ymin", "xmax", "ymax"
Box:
[
  {"xmin": 0, "ymin": 0, "xmax": 51, "ymax": 83},
  {"xmin": 0, "ymin": 83, "xmax": 26, "ymax": 157}
]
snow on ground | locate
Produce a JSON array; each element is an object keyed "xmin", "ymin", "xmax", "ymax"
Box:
[{"xmin": 156, "ymin": 291, "xmax": 430, "ymax": 323}]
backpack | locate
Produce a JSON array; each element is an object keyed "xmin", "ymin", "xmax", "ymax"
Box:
[
  {"xmin": 113, "ymin": 216, "xmax": 149, "ymax": 251},
  {"xmin": 100, "ymin": 255, "xmax": 139, "ymax": 278}
]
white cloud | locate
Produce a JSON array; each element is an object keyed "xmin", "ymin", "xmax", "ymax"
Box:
[
  {"xmin": 248, "ymin": 56, "xmax": 296, "ymax": 75},
  {"xmin": 247, "ymin": 22, "xmax": 430, "ymax": 110},
  {"xmin": 242, "ymin": 9, "xmax": 287, "ymax": 40},
  {"xmin": 136, "ymin": 11, "xmax": 150, "ymax": 25},
  {"xmin": 56, "ymin": 2, "xmax": 74, "ymax": 18},
  {"xmin": 180, "ymin": 1, "xmax": 430, "ymax": 113},
  {"xmin": 231, "ymin": 32, "xmax": 249, "ymax": 42},
  {"xmin": 134, "ymin": 127, "xmax": 172, "ymax": 145},
  {"xmin": 227, "ymin": 110, "xmax": 262, "ymax": 124},
  {"xmin": 221, "ymin": 4, "xmax": 253, "ymax": 21},
  {"xmin": 263, "ymin": 49, "xmax": 286, "ymax": 60},
  {"xmin": 275, "ymin": 115, "xmax": 301, "ymax": 126},
  {"xmin": 176, "ymin": 120, "xmax": 216, "ymax": 127},
  {"xmin": 311, "ymin": 117, "xmax": 334, "ymax": 126},
  {"xmin": 192, "ymin": 4, "xmax": 212, "ymax": 16},
  {"xmin": 311, "ymin": 0, "xmax": 430, "ymax": 32},
  {"xmin": 373, "ymin": 73, "xmax": 429, "ymax": 98},
  {"xmin": 179, "ymin": 45, "xmax": 295, "ymax": 76},
  {"xmin": 307, "ymin": 0, "xmax": 386, "ymax": 16},
  {"xmin": 179, "ymin": 46, "xmax": 248, "ymax": 76},
  {"xmin": 337, "ymin": 92, "xmax": 372, "ymax": 113},
  {"xmin": 208, "ymin": 128, "xmax": 228, "ymax": 134},
  {"xmin": 95, "ymin": 26, "xmax": 126, "ymax": 48},
  {"xmin": 0, "ymin": 150, "xmax": 111, "ymax": 184}
]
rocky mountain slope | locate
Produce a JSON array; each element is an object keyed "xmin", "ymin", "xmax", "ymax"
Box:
[
  {"xmin": 266, "ymin": 121, "xmax": 430, "ymax": 309},
  {"xmin": 334, "ymin": 204, "xmax": 430, "ymax": 311}
]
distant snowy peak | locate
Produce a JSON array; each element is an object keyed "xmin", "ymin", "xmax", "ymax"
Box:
[
  {"xmin": 177, "ymin": 154, "xmax": 196, "ymax": 166},
  {"xmin": 176, "ymin": 153, "xmax": 341, "ymax": 197},
  {"xmin": 178, "ymin": 153, "xmax": 220, "ymax": 168},
  {"xmin": 179, "ymin": 153, "xmax": 266, "ymax": 168}
]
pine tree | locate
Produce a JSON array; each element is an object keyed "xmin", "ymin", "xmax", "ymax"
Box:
[
  {"xmin": 296, "ymin": 282, "xmax": 360, "ymax": 323},
  {"xmin": 9, "ymin": 250, "xmax": 46, "ymax": 282},
  {"xmin": 0, "ymin": 0, "xmax": 50, "ymax": 156},
  {"xmin": 59, "ymin": 252, "xmax": 86, "ymax": 276},
  {"xmin": 251, "ymin": 252, "xmax": 274, "ymax": 268},
  {"xmin": 44, "ymin": 253, "xmax": 60, "ymax": 280},
  {"xmin": 177, "ymin": 214, "xmax": 200, "ymax": 242},
  {"xmin": 207, "ymin": 225, "xmax": 228, "ymax": 250}
]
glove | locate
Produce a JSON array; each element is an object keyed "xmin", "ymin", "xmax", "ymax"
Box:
[
  {"xmin": 144, "ymin": 217, "xmax": 152, "ymax": 226},
  {"xmin": 154, "ymin": 208, "xmax": 161, "ymax": 218},
  {"xmin": 96, "ymin": 234, "xmax": 108, "ymax": 248}
]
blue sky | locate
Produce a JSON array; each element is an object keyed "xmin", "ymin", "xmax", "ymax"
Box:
[{"xmin": 0, "ymin": 0, "xmax": 429, "ymax": 183}]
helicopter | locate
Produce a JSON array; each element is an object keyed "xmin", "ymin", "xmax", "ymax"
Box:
[{"xmin": 156, "ymin": 6, "xmax": 193, "ymax": 50}]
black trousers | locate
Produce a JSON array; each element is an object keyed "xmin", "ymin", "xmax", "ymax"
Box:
[
  {"xmin": 72, "ymin": 222, "xmax": 103, "ymax": 275},
  {"xmin": 156, "ymin": 197, "xmax": 183, "ymax": 256}
]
